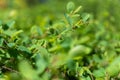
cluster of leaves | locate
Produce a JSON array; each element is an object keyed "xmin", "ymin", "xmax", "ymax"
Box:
[{"xmin": 0, "ymin": 1, "xmax": 120, "ymax": 80}]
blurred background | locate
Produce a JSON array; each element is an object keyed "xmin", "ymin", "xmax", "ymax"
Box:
[{"xmin": 0, "ymin": 0, "xmax": 120, "ymax": 31}]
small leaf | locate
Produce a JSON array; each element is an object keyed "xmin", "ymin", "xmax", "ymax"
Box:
[
  {"xmin": 19, "ymin": 60, "xmax": 39, "ymax": 80},
  {"xmin": 35, "ymin": 53, "xmax": 47, "ymax": 74},
  {"xmin": 71, "ymin": 14, "xmax": 80, "ymax": 17},
  {"xmin": 82, "ymin": 14, "xmax": 90, "ymax": 22},
  {"xmin": 69, "ymin": 45, "xmax": 92, "ymax": 58},
  {"xmin": 106, "ymin": 56, "xmax": 120, "ymax": 76},
  {"xmin": 51, "ymin": 54, "xmax": 68, "ymax": 68},
  {"xmin": 66, "ymin": 1, "xmax": 75, "ymax": 13},
  {"xmin": 93, "ymin": 68, "xmax": 106, "ymax": 78},
  {"xmin": 2, "ymin": 21, "xmax": 15, "ymax": 30},
  {"xmin": 7, "ymin": 43, "xmax": 15, "ymax": 48},
  {"xmin": 11, "ymin": 30, "xmax": 23, "ymax": 38},
  {"xmin": 37, "ymin": 47, "xmax": 49, "ymax": 61},
  {"xmin": 0, "ymin": 38, "xmax": 4, "ymax": 46},
  {"xmin": 64, "ymin": 13, "xmax": 72, "ymax": 26},
  {"xmin": 31, "ymin": 25, "xmax": 43, "ymax": 36},
  {"xmin": 7, "ymin": 20, "xmax": 15, "ymax": 28},
  {"xmin": 85, "ymin": 76, "xmax": 91, "ymax": 80},
  {"xmin": 17, "ymin": 46, "xmax": 31, "ymax": 53},
  {"xmin": 73, "ymin": 6, "xmax": 82, "ymax": 14},
  {"xmin": 36, "ymin": 26, "xmax": 43, "ymax": 35}
]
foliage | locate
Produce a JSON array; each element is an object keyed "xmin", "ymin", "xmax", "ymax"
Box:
[
  {"xmin": 76, "ymin": 0, "xmax": 120, "ymax": 30},
  {"xmin": 0, "ymin": 1, "xmax": 120, "ymax": 80}
]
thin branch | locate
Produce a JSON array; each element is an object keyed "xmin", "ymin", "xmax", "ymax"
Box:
[
  {"xmin": 0, "ymin": 46, "xmax": 6, "ymax": 49},
  {"xmin": 2, "ymin": 66, "xmax": 20, "ymax": 74}
]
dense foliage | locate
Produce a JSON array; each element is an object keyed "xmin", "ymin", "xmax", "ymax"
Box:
[{"xmin": 0, "ymin": 1, "xmax": 120, "ymax": 80}]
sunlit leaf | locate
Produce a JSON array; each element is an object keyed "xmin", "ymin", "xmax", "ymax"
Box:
[{"xmin": 19, "ymin": 60, "xmax": 39, "ymax": 80}]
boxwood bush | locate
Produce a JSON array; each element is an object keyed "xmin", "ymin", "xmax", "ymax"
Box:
[{"xmin": 0, "ymin": 1, "xmax": 120, "ymax": 80}]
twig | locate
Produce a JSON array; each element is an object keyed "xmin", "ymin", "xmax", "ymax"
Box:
[
  {"xmin": 1, "ymin": 66, "xmax": 20, "ymax": 74},
  {"xmin": 0, "ymin": 46, "xmax": 6, "ymax": 49}
]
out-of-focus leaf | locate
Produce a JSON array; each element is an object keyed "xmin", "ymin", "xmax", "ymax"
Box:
[
  {"xmin": 106, "ymin": 56, "xmax": 120, "ymax": 76},
  {"xmin": 7, "ymin": 43, "xmax": 15, "ymax": 48},
  {"xmin": 35, "ymin": 53, "xmax": 47, "ymax": 74},
  {"xmin": 11, "ymin": 30, "xmax": 23, "ymax": 38},
  {"xmin": 81, "ymin": 76, "xmax": 91, "ymax": 80},
  {"xmin": 2, "ymin": 21, "xmax": 15, "ymax": 30},
  {"xmin": 93, "ymin": 68, "xmax": 106, "ymax": 78},
  {"xmin": 0, "ymin": 38, "xmax": 4, "ymax": 46},
  {"xmin": 17, "ymin": 46, "xmax": 31, "ymax": 53},
  {"xmin": 50, "ymin": 54, "xmax": 68, "ymax": 68},
  {"xmin": 73, "ymin": 6, "xmax": 82, "ymax": 14},
  {"xmin": 19, "ymin": 60, "xmax": 39, "ymax": 80},
  {"xmin": 31, "ymin": 25, "xmax": 43, "ymax": 36},
  {"xmin": 7, "ymin": 20, "xmax": 15, "ymax": 28},
  {"xmin": 64, "ymin": 13, "xmax": 72, "ymax": 26},
  {"xmin": 69, "ymin": 45, "xmax": 92, "ymax": 58},
  {"xmin": 66, "ymin": 1, "xmax": 75, "ymax": 13},
  {"xmin": 82, "ymin": 14, "xmax": 90, "ymax": 22}
]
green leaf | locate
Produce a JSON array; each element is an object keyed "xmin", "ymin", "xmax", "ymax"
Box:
[
  {"xmin": 17, "ymin": 46, "xmax": 31, "ymax": 53},
  {"xmin": 35, "ymin": 54, "xmax": 47, "ymax": 74},
  {"xmin": 82, "ymin": 14, "xmax": 90, "ymax": 22},
  {"xmin": 11, "ymin": 30, "xmax": 23, "ymax": 38},
  {"xmin": 31, "ymin": 25, "xmax": 43, "ymax": 36},
  {"xmin": 7, "ymin": 43, "xmax": 15, "ymax": 48},
  {"xmin": 73, "ymin": 6, "xmax": 82, "ymax": 14},
  {"xmin": 106, "ymin": 56, "xmax": 120, "ymax": 76},
  {"xmin": 36, "ymin": 26, "xmax": 43, "ymax": 35},
  {"xmin": 0, "ymin": 38, "xmax": 4, "ymax": 46},
  {"xmin": 7, "ymin": 20, "xmax": 15, "ymax": 28},
  {"xmin": 19, "ymin": 60, "xmax": 39, "ymax": 80},
  {"xmin": 66, "ymin": 1, "xmax": 75, "ymax": 13},
  {"xmin": 51, "ymin": 54, "xmax": 68, "ymax": 68},
  {"xmin": 69, "ymin": 45, "xmax": 92, "ymax": 58},
  {"xmin": 37, "ymin": 47, "xmax": 49, "ymax": 62},
  {"xmin": 84, "ymin": 76, "xmax": 91, "ymax": 80},
  {"xmin": 2, "ymin": 21, "xmax": 15, "ymax": 30},
  {"xmin": 64, "ymin": 13, "xmax": 72, "ymax": 26},
  {"xmin": 93, "ymin": 68, "xmax": 106, "ymax": 78}
]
